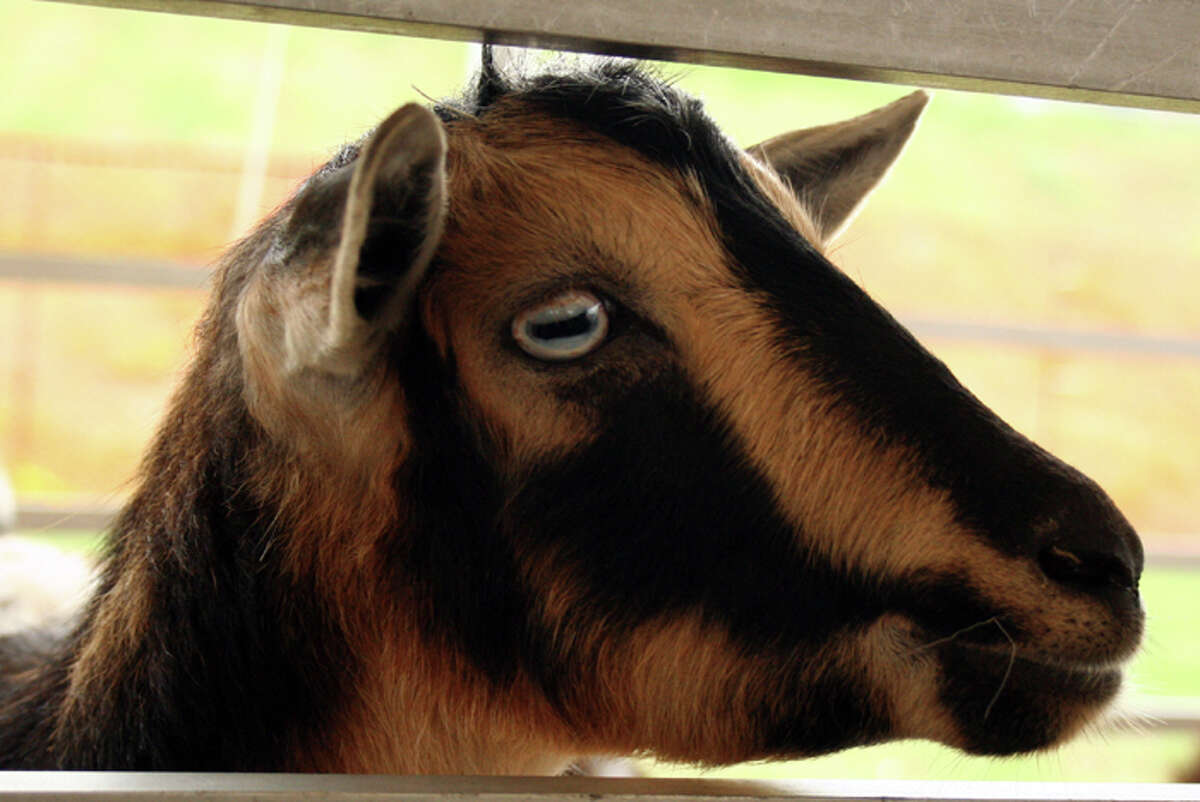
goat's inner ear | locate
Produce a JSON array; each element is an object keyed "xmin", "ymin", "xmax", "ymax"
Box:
[
  {"xmin": 747, "ymin": 90, "xmax": 928, "ymax": 244},
  {"xmin": 318, "ymin": 103, "xmax": 448, "ymax": 375},
  {"xmin": 352, "ymin": 140, "xmax": 446, "ymax": 322}
]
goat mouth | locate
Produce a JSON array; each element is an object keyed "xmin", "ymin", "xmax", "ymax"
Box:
[
  {"xmin": 907, "ymin": 596, "xmax": 1144, "ymax": 670},
  {"xmin": 934, "ymin": 639, "xmax": 1123, "ymax": 755}
]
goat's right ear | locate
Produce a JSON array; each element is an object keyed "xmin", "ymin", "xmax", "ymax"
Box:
[
  {"xmin": 747, "ymin": 91, "xmax": 927, "ymax": 244},
  {"xmin": 294, "ymin": 104, "xmax": 447, "ymax": 377}
]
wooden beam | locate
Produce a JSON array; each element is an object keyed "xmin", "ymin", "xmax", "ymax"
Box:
[
  {"xmin": 0, "ymin": 252, "xmax": 208, "ymax": 289},
  {"xmin": 15, "ymin": 500, "xmax": 1200, "ymax": 574},
  {"xmin": 46, "ymin": 0, "xmax": 1200, "ymax": 113},
  {"xmin": 2, "ymin": 775, "xmax": 1200, "ymax": 801},
  {"xmin": 12, "ymin": 503, "xmax": 118, "ymax": 532},
  {"xmin": 9, "ymin": 252, "xmax": 1200, "ymax": 360}
]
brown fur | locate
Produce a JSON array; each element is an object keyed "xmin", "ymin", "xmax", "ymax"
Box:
[
  {"xmin": 0, "ymin": 66, "xmax": 1143, "ymax": 773},
  {"xmin": 398, "ymin": 113, "xmax": 1134, "ymax": 760}
]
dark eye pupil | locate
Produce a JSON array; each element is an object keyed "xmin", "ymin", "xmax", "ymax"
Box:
[
  {"xmin": 513, "ymin": 293, "xmax": 609, "ymax": 361},
  {"xmin": 529, "ymin": 313, "xmax": 593, "ymax": 342}
]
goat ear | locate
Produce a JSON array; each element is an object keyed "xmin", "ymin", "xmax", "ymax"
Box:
[
  {"xmin": 312, "ymin": 103, "xmax": 447, "ymax": 375},
  {"xmin": 747, "ymin": 90, "xmax": 928, "ymax": 243}
]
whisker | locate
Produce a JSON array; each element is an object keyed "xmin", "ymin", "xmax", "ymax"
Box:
[
  {"xmin": 906, "ymin": 616, "xmax": 1018, "ymax": 723},
  {"xmin": 911, "ymin": 616, "xmax": 1003, "ymax": 652},
  {"xmin": 983, "ymin": 619, "xmax": 1017, "ymax": 721}
]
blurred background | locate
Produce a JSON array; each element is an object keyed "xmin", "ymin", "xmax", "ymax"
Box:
[{"xmin": 1, "ymin": 0, "xmax": 1198, "ymax": 783}]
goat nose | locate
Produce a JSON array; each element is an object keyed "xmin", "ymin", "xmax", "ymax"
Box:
[{"xmin": 1035, "ymin": 494, "xmax": 1143, "ymax": 595}]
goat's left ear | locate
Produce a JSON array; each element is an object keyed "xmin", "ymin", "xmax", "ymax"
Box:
[
  {"xmin": 316, "ymin": 103, "xmax": 447, "ymax": 375},
  {"xmin": 748, "ymin": 90, "xmax": 928, "ymax": 243}
]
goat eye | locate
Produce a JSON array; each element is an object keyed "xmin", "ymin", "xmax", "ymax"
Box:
[{"xmin": 513, "ymin": 291, "xmax": 609, "ymax": 361}]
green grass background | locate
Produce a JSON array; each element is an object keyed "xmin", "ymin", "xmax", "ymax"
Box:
[{"xmin": 3, "ymin": 0, "xmax": 1199, "ymax": 784}]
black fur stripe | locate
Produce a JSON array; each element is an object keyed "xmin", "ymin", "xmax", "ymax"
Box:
[
  {"xmin": 391, "ymin": 325, "xmax": 1011, "ymax": 753},
  {"xmin": 466, "ymin": 63, "xmax": 1127, "ymax": 568},
  {"xmin": 385, "ymin": 328, "xmax": 537, "ymax": 688}
]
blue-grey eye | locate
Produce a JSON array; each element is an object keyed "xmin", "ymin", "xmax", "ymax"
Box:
[{"xmin": 513, "ymin": 291, "xmax": 609, "ymax": 361}]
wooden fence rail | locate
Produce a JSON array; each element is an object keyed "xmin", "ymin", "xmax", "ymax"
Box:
[
  {"xmin": 51, "ymin": 0, "xmax": 1200, "ymax": 114},
  {"xmin": 1, "ymin": 775, "xmax": 1200, "ymax": 802},
  {"xmin": 7, "ymin": 505, "xmax": 1200, "ymax": 733},
  {"xmin": 0, "ymin": 252, "xmax": 208, "ymax": 290},
  {"xmin": 10, "ymin": 503, "xmax": 1200, "ymax": 575},
  {"xmin": 5, "ymin": 251, "xmax": 1200, "ymax": 361}
]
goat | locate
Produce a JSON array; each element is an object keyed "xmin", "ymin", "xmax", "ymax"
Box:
[{"xmin": 0, "ymin": 61, "xmax": 1144, "ymax": 774}]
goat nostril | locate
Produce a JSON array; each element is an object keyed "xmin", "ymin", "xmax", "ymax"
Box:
[{"xmin": 1038, "ymin": 545, "xmax": 1136, "ymax": 593}]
